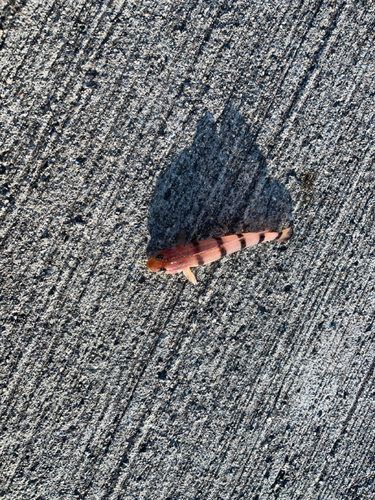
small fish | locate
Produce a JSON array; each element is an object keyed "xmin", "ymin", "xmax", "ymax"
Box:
[{"xmin": 147, "ymin": 227, "xmax": 292, "ymax": 284}]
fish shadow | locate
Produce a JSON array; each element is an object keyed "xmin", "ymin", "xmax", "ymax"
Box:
[{"xmin": 147, "ymin": 103, "xmax": 292, "ymax": 256}]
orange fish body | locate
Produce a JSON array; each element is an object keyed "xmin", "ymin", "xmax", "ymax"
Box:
[{"xmin": 147, "ymin": 228, "xmax": 292, "ymax": 284}]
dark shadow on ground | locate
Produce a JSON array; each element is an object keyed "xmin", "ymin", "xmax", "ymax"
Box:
[{"xmin": 147, "ymin": 103, "xmax": 292, "ymax": 256}]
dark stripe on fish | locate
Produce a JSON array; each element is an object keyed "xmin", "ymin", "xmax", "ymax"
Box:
[
  {"xmin": 237, "ymin": 233, "xmax": 246, "ymax": 249},
  {"xmin": 215, "ymin": 237, "xmax": 227, "ymax": 257},
  {"xmin": 259, "ymin": 233, "xmax": 265, "ymax": 243},
  {"xmin": 190, "ymin": 241, "xmax": 204, "ymax": 265},
  {"xmin": 191, "ymin": 241, "xmax": 205, "ymax": 265},
  {"xmin": 197, "ymin": 255, "xmax": 205, "ymax": 266}
]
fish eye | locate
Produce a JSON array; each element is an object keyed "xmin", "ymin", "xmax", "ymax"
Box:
[{"xmin": 156, "ymin": 254, "xmax": 164, "ymax": 261}]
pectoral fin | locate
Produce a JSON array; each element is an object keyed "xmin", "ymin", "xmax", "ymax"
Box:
[{"xmin": 183, "ymin": 267, "xmax": 197, "ymax": 285}]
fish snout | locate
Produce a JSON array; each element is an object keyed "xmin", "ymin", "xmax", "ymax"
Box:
[
  {"xmin": 147, "ymin": 257, "xmax": 165, "ymax": 272},
  {"xmin": 147, "ymin": 258, "xmax": 157, "ymax": 272}
]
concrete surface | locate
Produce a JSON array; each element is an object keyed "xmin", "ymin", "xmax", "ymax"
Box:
[{"xmin": 0, "ymin": 0, "xmax": 374, "ymax": 498}]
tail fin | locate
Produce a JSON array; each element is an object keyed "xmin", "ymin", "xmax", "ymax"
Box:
[{"xmin": 276, "ymin": 227, "xmax": 293, "ymax": 243}]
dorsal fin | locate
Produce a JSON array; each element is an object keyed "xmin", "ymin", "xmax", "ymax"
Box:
[{"xmin": 175, "ymin": 229, "xmax": 186, "ymax": 248}]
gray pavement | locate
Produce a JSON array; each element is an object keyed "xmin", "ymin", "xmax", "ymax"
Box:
[{"xmin": 0, "ymin": 1, "xmax": 374, "ymax": 498}]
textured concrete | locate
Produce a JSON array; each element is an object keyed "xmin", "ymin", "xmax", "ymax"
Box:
[{"xmin": 1, "ymin": 1, "xmax": 375, "ymax": 498}]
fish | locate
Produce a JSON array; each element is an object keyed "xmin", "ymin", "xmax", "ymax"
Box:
[{"xmin": 147, "ymin": 227, "xmax": 292, "ymax": 284}]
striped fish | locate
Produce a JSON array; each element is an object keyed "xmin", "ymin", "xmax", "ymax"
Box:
[{"xmin": 147, "ymin": 227, "xmax": 292, "ymax": 284}]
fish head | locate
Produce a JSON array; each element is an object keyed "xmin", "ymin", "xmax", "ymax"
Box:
[{"xmin": 147, "ymin": 253, "xmax": 166, "ymax": 272}]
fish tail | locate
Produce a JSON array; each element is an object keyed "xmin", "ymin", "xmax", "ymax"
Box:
[{"xmin": 273, "ymin": 227, "xmax": 293, "ymax": 242}]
